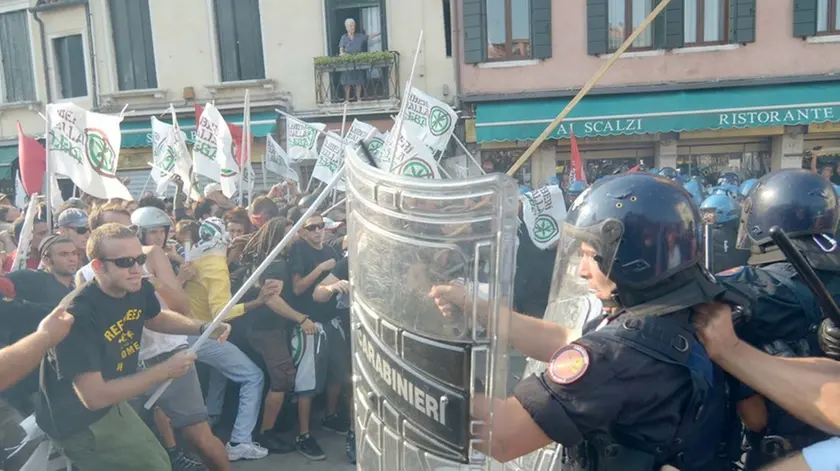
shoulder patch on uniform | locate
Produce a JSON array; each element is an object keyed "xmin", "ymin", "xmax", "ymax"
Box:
[
  {"xmin": 716, "ymin": 266, "xmax": 744, "ymax": 276},
  {"xmin": 547, "ymin": 344, "xmax": 590, "ymax": 385}
]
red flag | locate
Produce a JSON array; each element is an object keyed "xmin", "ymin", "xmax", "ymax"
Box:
[
  {"xmin": 569, "ymin": 131, "xmax": 586, "ymax": 183},
  {"xmin": 17, "ymin": 122, "xmax": 46, "ymax": 195},
  {"xmin": 628, "ymin": 164, "xmax": 641, "ymax": 173},
  {"xmin": 194, "ymin": 104, "xmax": 250, "ymax": 168}
]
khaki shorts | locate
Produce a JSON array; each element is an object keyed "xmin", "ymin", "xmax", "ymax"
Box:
[
  {"xmin": 56, "ymin": 402, "xmax": 170, "ymax": 471},
  {"xmin": 247, "ymin": 328, "xmax": 296, "ymax": 392}
]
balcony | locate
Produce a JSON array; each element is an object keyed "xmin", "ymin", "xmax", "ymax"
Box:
[
  {"xmin": 31, "ymin": 0, "xmax": 88, "ymax": 11},
  {"xmin": 314, "ymin": 51, "xmax": 400, "ymax": 112}
]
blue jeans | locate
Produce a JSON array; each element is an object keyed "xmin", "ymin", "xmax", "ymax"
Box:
[{"xmin": 189, "ymin": 336, "xmax": 264, "ymax": 444}]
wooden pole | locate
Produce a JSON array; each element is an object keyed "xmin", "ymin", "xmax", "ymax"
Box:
[{"xmin": 506, "ymin": 0, "xmax": 673, "ymax": 177}]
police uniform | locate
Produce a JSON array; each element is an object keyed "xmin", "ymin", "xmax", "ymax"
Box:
[
  {"xmin": 512, "ymin": 173, "xmax": 730, "ymax": 471},
  {"xmin": 717, "ymin": 169, "xmax": 840, "ymax": 469}
]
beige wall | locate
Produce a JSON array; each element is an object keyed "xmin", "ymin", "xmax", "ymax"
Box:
[
  {"xmin": 4, "ymin": 0, "xmax": 455, "ymax": 140},
  {"xmin": 459, "ymin": 0, "xmax": 840, "ymax": 96}
]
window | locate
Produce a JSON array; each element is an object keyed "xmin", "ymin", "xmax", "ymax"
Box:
[
  {"xmin": 443, "ymin": 0, "xmax": 452, "ymax": 57},
  {"xmin": 0, "ymin": 11, "xmax": 36, "ymax": 103},
  {"xmin": 818, "ymin": 0, "xmax": 840, "ymax": 34},
  {"xmin": 485, "ymin": 0, "xmax": 531, "ymax": 60},
  {"xmin": 214, "ymin": 0, "xmax": 266, "ymax": 82},
  {"xmin": 684, "ymin": 0, "xmax": 728, "ymax": 45},
  {"xmin": 608, "ymin": 0, "xmax": 653, "ymax": 51},
  {"xmin": 54, "ymin": 35, "xmax": 88, "ymax": 99},
  {"xmin": 109, "ymin": 0, "xmax": 158, "ymax": 90}
]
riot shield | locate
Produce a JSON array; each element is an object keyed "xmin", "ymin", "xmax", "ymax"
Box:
[{"xmin": 346, "ymin": 146, "xmax": 519, "ymax": 470}]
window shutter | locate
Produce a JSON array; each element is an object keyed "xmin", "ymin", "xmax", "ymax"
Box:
[
  {"xmin": 530, "ymin": 0, "xmax": 552, "ymax": 59},
  {"xmin": 657, "ymin": 0, "xmax": 685, "ymax": 49},
  {"xmin": 214, "ymin": 0, "xmax": 240, "ymax": 82},
  {"xmin": 729, "ymin": 0, "xmax": 756, "ymax": 43},
  {"xmin": 0, "ymin": 11, "xmax": 36, "ymax": 102},
  {"xmin": 233, "ymin": 0, "xmax": 265, "ymax": 80},
  {"xmin": 462, "ymin": 0, "xmax": 486, "ymax": 64},
  {"xmin": 587, "ymin": 0, "xmax": 609, "ymax": 55},
  {"xmin": 792, "ymin": 0, "xmax": 818, "ymax": 38}
]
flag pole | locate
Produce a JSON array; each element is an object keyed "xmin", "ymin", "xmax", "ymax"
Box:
[
  {"xmin": 44, "ymin": 111, "xmax": 52, "ymax": 229},
  {"xmin": 388, "ymin": 30, "xmax": 424, "ymax": 173},
  {"xmin": 506, "ymin": 0, "xmax": 673, "ymax": 177},
  {"xmin": 145, "ymin": 162, "xmax": 349, "ymax": 409},
  {"xmin": 452, "ymin": 134, "xmax": 485, "ymax": 175}
]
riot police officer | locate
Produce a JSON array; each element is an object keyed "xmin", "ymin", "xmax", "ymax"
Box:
[
  {"xmin": 658, "ymin": 167, "xmax": 679, "ymax": 181},
  {"xmin": 740, "ymin": 178, "xmax": 759, "ymax": 198},
  {"xmin": 711, "ymin": 169, "xmax": 840, "ymax": 469},
  {"xmin": 700, "ymin": 192, "xmax": 750, "ymax": 274},
  {"xmin": 431, "ymin": 173, "xmax": 729, "ymax": 470},
  {"xmin": 564, "ymin": 180, "xmax": 587, "ymax": 209},
  {"xmin": 684, "ymin": 176, "xmax": 707, "ymax": 206}
]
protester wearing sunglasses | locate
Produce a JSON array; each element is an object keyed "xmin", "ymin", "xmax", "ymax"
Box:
[
  {"xmin": 37, "ymin": 223, "xmax": 231, "ymax": 471},
  {"xmin": 57, "ymin": 208, "xmax": 91, "ymax": 266}
]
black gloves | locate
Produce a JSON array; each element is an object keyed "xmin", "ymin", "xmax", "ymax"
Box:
[{"xmin": 818, "ymin": 318, "xmax": 840, "ymax": 360}]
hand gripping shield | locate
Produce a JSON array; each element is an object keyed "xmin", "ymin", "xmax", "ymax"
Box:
[{"xmin": 346, "ymin": 146, "xmax": 519, "ymax": 470}]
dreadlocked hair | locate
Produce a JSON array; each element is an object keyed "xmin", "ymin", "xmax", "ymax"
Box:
[{"xmin": 240, "ymin": 216, "xmax": 289, "ymax": 269}]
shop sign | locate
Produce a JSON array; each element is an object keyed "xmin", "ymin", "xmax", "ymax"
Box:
[{"xmin": 540, "ymin": 105, "xmax": 840, "ymax": 139}]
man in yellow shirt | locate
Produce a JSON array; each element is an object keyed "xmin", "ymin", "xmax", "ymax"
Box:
[{"xmin": 183, "ymin": 217, "xmax": 280, "ymax": 461}]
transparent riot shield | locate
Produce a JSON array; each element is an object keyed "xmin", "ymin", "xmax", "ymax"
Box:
[{"xmin": 346, "ymin": 147, "xmax": 519, "ymax": 470}]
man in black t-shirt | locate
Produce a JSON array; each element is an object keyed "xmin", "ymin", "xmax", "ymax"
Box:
[
  {"xmin": 312, "ymin": 255, "xmax": 355, "ymax": 464},
  {"xmin": 285, "ymin": 214, "xmax": 340, "ymax": 461},
  {"xmin": 36, "ymin": 223, "xmax": 230, "ymax": 471}
]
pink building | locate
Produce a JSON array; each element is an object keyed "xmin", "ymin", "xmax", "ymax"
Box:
[{"xmin": 452, "ymin": 0, "xmax": 840, "ymax": 186}]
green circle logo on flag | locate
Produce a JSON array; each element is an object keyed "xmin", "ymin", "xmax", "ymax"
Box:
[
  {"xmin": 533, "ymin": 215, "xmax": 559, "ymax": 243},
  {"xmin": 220, "ymin": 168, "xmax": 237, "ymax": 178},
  {"xmin": 162, "ymin": 147, "xmax": 177, "ymax": 173},
  {"xmin": 368, "ymin": 138, "xmax": 384, "ymax": 153},
  {"xmin": 400, "ymin": 158, "xmax": 434, "ymax": 179},
  {"xmin": 85, "ymin": 128, "xmax": 117, "ymax": 177},
  {"xmin": 428, "ymin": 106, "xmax": 451, "ymax": 136}
]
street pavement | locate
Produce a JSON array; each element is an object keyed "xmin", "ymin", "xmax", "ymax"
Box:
[{"xmin": 232, "ymin": 431, "xmax": 355, "ymax": 471}]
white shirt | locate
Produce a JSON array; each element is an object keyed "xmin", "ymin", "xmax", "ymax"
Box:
[{"xmin": 78, "ymin": 262, "xmax": 188, "ymax": 361}]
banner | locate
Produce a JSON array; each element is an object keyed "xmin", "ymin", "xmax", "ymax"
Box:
[
  {"xmin": 192, "ymin": 103, "xmax": 237, "ymax": 198},
  {"xmin": 403, "ymin": 87, "xmax": 459, "ymax": 152},
  {"xmin": 312, "ymin": 132, "xmax": 344, "ymax": 185},
  {"xmin": 521, "ymin": 186, "xmax": 567, "ymax": 250},
  {"xmin": 286, "ymin": 117, "xmax": 325, "ymax": 162},
  {"xmin": 264, "ymin": 134, "xmax": 299, "ymax": 185},
  {"xmin": 47, "ymin": 103, "xmax": 131, "ymax": 200},
  {"xmin": 150, "ymin": 117, "xmax": 186, "ymax": 194},
  {"xmin": 385, "ymin": 125, "xmax": 441, "ymax": 179}
]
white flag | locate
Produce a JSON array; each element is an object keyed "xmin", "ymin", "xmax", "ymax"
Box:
[
  {"xmin": 47, "ymin": 102, "xmax": 131, "ymax": 200},
  {"xmin": 521, "ymin": 186, "xmax": 567, "ymax": 250},
  {"xmin": 385, "ymin": 125, "xmax": 441, "ymax": 179},
  {"xmin": 312, "ymin": 132, "xmax": 344, "ymax": 185},
  {"xmin": 264, "ymin": 134, "xmax": 299, "ymax": 185},
  {"xmin": 169, "ymin": 110, "xmax": 200, "ymax": 200},
  {"xmin": 403, "ymin": 87, "xmax": 459, "ymax": 152},
  {"xmin": 345, "ymin": 119, "xmax": 376, "ymax": 144},
  {"xmin": 150, "ymin": 117, "xmax": 186, "ymax": 195},
  {"xmin": 193, "ymin": 103, "xmax": 237, "ymax": 198},
  {"xmin": 364, "ymin": 130, "xmax": 390, "ymax": 169},
  {"xmin": 286, "ymin": 117, "xmax": 325, "ymax": 162}
]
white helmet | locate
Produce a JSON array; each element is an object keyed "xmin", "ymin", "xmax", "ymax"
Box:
[{"xmin": 131, "ymin": 206, "xmax": 171, "ymax": 229}]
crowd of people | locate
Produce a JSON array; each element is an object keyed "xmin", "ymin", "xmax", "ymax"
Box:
[{"xmin": 0, "ymin": 176, "xmax": 355, "ymax": 471}]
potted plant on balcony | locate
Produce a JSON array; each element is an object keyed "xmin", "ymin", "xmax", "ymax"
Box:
[{"xmin": 314, "ymin": 51, "xmax": 396, "ymax": 72}]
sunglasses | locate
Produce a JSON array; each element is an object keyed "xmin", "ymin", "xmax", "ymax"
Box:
[
  {"xmin": 102, "ymin": 254, "xmax": 148, "ymax": 269},
  {"xmin": 73, "ymin": 227, "xmax": 90, "ymax": 235},
  {"xmin": 304, "ymin": 223, "xmax": 325, "ymax": 231}
]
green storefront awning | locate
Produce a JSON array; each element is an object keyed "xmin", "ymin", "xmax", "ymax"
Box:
[
  {"xmin": 475, "ymin": 81, "xmax": 840, "ymax": 143},
  {"xmin": 0, "ymin": 146, "xmax": 17, "ymax": 166},
  {"xmin": 121, "ymin": 111, "xmax": 278, "ymax": 148}
]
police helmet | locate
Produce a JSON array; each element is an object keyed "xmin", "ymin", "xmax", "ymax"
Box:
[
  {"xmin": 718, "ymin": 172, "xmax": 741, "ymax": 187},
  {"xmin": 131, "ymin": 206, "xmax": 171, "ymax": 244},
  {"xmin": 683, "ymin": 177, "xmax": 706, "ymax": 205},
  {"xmin": 658, "ymin": 167, "xmax": 679, "ymax": 180},
  {"xmin": 548, "ymin": 173, "xmax": 723, "ymax": 317},
  {"xmin": 564, "ymin": 180, "xmax": 587, "ymax": 208},
  {"xmin": 740, "ymin": 178, "xmax": 759, "ymax": 197},
  {"xmin": 737, "ymin": 169, "xmax": 839, "ymax": 250},
  {"xmin": 701, "ymin": 193, "xmax": 741, "ymax": 224},
  {"xmin": 298, "ymin": 194, "xmax": 318, "ymax": 209}
]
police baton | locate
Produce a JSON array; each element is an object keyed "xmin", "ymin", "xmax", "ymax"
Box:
[{"xmin": 769, "ymin": 226, "xmax": 840, "ymax": 326}]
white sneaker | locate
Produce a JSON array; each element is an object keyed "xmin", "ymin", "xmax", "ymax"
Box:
[{"xmin": 226, "ymin": 442, "xmax": 268, "ymax": 461}]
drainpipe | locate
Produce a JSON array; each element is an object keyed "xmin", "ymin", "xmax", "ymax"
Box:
[
  {"xmin": 84, "ymin": 1, "xmax": 99, "ymax": 109},
  {"xmin": 30, "ymin": 10, "xmax": 52, "ymax": 104},
  {"xmin": 451, "ymin": 0, "xmax": 462, "ymax": 110}
]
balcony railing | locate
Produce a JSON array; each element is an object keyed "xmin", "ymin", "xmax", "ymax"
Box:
[{"xmin": 314, "ymin": 51, "xmax": 400, "ymax": 109}]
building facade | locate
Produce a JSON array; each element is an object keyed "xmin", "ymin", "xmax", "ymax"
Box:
[
  {"xmin": 454, "ymin": 0, "xmax": 840, "ymax": 187},
  {"xmin": 0, "ymin": 0, "xmax": 455, "ymax": 197}
]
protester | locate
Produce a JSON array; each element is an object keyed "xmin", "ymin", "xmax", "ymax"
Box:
[
  {"xmin": 248, "ymin": 196, "xmax": 280, "ymax": 230},
  {"xmin": 203, "ymin": 184, "xmax": 234, "ymax": 214},
  {"xmin": 7, "ymin": 235, "xmax": 76, "ymax": 307},
  {"xmin": 36, "ymin": 223, "xmax": 226, "ymax": 471},
  {"xmin": 223, "ymin": 207, "xmax": 252, "ymax": 240},
  {"xmin": 56, "ymin": 208, "xmax": 90, "ymax": 266},
  {"xmin": 2, "ymin": 205, "xmax": 49, "ymax": 273},
  {"xmin": 193, "ymin": 199, "xmax": 218, "ymax": 221}
]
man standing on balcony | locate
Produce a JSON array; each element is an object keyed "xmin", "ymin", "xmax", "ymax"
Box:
[{"xmin": 338, "ymin": 18, "xmax": 380, "ymax": 102}]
